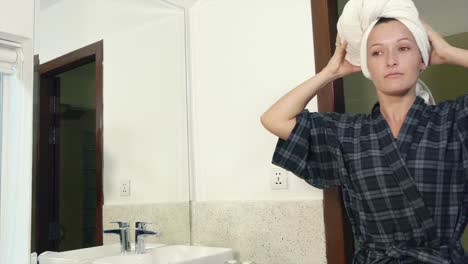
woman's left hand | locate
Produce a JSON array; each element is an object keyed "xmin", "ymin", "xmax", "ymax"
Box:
[{"xmin": 421, "ymin": 20, "xmax": 454, "ymax": 65}]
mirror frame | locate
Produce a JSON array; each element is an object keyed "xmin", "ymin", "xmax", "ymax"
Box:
[{"xmin": 310, "ymin": 0, "xmax": 354, "ymax": 263}]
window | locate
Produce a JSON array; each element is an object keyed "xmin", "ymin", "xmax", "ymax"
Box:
[
  {"xmin": 0, "ymin": 72, "xmax": 3, "ymax": 178},
  {"xmin": 0, "ymin": 41, "xmax": 32, "ymax": 263}
]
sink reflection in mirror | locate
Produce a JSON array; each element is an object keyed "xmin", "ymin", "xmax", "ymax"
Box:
[
  {"xmin": 92, "ymin": 245, "xmax": 234, "ymax": 264},
  {"xmin": 38, "ymin": 243, "xmax": 166, "ymax": 264}
]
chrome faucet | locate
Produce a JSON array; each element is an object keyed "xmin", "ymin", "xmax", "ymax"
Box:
[
  {"xmin": 104, "ymin": 221, "xmax": 131, "ymax": 253},
  {"xmin": 135, "ymin": 221, "xmax": 159, "ymax": 254}
]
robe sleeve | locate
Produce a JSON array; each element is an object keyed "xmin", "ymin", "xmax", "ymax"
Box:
[
  {"xmin": 454, "ymin": 95, "xmax": 468, "ymax": 208},
  {"xmin": 455, "ymin": 95, "xmax": 468, "ymax": 166},
  {"xmin": 272, "ymin": 109, "xmax": 343, "ymax": 189}
]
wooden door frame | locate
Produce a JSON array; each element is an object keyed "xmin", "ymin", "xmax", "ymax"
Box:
[
  {"xmin": 37, "ymin": 76, "xmax": 62, "ymax": 252},
  {"xmin": 310, "ymin": 1, "xmax": 354, "ymax": 263},
  {"xmin": 37, "ymin": 40, "xmax": 104, "ymax": 248}
]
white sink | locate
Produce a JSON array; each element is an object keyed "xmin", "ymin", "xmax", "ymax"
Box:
[
  {"xmin": 38, "ymin": 243, "xmax": 166, "ymax": 264},
  {"xmin": 92, "ymin": 245, "xmax": 234, "ymax": 264}
]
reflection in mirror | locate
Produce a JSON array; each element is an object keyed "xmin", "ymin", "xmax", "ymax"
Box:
[{"xmin": 32, "ymin": 0, "xmax": 190, "ymax": 255}]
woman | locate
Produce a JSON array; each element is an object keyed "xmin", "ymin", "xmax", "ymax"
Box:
[{"xmin": 261, "ymin": 18, "xmax": 468, "ymax": 263}]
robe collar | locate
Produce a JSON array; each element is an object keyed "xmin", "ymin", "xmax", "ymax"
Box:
[
  {"xmin": 370, "ymin": 96, "xmax": 429, "ymax": 160},
  {"xmin": 371, "ymin": 96, "xmax": 438, "ymax": 245}
]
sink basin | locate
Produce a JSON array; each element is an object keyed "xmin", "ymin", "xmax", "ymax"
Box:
[
  {"xmin": 93, "ymin": 245, "xmax": 234, "ymax": 264},
  {"xmin": 38, "ymin": 243, "xmax": 166, "ymax": 264}
]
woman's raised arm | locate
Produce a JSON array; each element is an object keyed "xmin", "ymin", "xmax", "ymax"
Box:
[
  {"xmin": 423, "ymin": 21, "xmax": 468, "ymax": 68},
  {"xmin": 260, "ymin": 38, "xmax": 360, "ymax": 140}
]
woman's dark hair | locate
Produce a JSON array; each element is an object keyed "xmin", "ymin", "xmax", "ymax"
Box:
[{"xmin": 376, "ymin": 17, "xmax": 398, "ymax": 25}]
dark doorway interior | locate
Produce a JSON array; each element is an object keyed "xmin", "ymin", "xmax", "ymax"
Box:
[
  {"xmin": 58, "ymin": 62, "xmax": 97, "ymax": 251},
  {"xmin": 32, "ymin": 41, "xmax": 103, "ymax": 255}
]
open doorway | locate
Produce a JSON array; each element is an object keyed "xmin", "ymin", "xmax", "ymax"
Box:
[{"xmin": 32, "ymin": 41, "xmax": 103, "ymax": 254}]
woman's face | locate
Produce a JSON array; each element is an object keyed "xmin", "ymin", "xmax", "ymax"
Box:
[{"xmin": 367, "ymin": 20, "xmax": 426, "ymax": 97}]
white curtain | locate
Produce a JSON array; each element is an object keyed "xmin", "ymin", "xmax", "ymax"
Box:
[
  {"xmin": 0, "ymin": 72, "xmax": 2, "ymax": 191},
  {"xmin": 0, "ymin": 39, "xmax": 27, "ymax": 264},
  {"xmin": 0, "ymin": 39, "xmax": 21, "ymax": 207}
]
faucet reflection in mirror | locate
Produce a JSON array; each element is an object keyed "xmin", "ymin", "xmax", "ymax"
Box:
[
  {"xmin": 103, "ymin": 221, "xmax": 159, "ymax": 254},
  {"xmin": 103, "ymin": 222, "xmax": 131, "ymax": 253},
  {"xmin": 135, "ymin": 221, "xmax": 159, "ymax": 254}
]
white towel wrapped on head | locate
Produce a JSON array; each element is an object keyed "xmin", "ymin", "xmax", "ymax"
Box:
[{"xmin": 337, "ymin": 0, "xmax": 435, "ymax": 105}]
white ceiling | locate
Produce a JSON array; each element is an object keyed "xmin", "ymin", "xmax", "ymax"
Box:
[
  {"xmin": 40, "ymin": 0, "xmax": 468, "ymax": 36},
  {"xmin": 39, "ymin": 0, "xmax": 175, "ymax": 11},
  {"xmin": 40, "ymin": 0, "xmax": 61, "ymax": 10}
]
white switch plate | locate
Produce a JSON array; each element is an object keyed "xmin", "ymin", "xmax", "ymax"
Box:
[
  {"xmin": 270, "ymin": 167, "xmax": 289, "ymax": 189},
  {"xmin": 120, "ymin": 180, "xmax": 131, "ymax": 196}
]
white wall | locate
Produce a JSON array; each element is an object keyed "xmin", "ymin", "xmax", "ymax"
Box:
[
  {"xmin": 0, "ymin": 0, "xmax": 35, "ymax": 262},
  {"xmin": 0, "ymin": 0, "xmax": 34, "ymax": 41},
  {"xmin": 39, "ymin": 0, "xmax": 323, "ymax": 204},
  {"xmin": 38, "ymin": 0, "xmax": 190, "ymax": 204},
  {"xmin": 190, "ymin": 0, "xmax": 322, "ymax": 201}
]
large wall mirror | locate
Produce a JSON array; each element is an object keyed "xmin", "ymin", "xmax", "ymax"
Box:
[
  {"xmin": 30, "ymin": 0, "xmax": 466, "ymax": 262},
  {"xmin": 31, "ymin": 0, "xmax": 190, "ymax": 254}
]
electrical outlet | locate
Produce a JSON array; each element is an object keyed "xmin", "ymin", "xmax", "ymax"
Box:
[
  {"xmin": 120, "ymin": 180, "xmax": 131, "ymax": 196},
  {"xmin": 270, "ymin": 167, "xmax": 288, "ymax": 189}
]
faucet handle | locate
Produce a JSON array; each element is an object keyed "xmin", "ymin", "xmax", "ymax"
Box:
[
  {"xmin": 135, "ymin": 221, "xmax": 152, "ymax": 230},
  {"xmin": 105, "ymin": 221, "xmax": 131, "ymax": 253},
  {"xmin": 135, "ymin": 222, "xmax": 158, "ymax": 255},
  {"xmin": 110, "ymin": 221, "xmax": 130, "ymax": 228}
]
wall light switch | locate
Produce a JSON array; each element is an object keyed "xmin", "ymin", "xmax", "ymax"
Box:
[{"xmin": 120, "ymin": 180, "xmax": 131, "ymax": 196}]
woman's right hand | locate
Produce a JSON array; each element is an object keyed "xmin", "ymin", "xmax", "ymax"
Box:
[{"xmin": 323, "ymin": 35, "xmax": 361, "ymax": 79}]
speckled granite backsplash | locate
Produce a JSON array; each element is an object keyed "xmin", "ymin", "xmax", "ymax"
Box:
[
  {"xmin": 191, "ymin": 200, "xmax": 326, "ymax": 264},
  {"xmin": 103, "ymin": 202, "xmax": 191, "ymax": 245},
  {"xmin": 103, "ymin": 200, "xmax": 326, "ymax": 264}
]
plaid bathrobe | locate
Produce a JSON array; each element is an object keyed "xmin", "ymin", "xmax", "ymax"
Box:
[{"xmin": 273, "ymin": 96, "xmax": 467, "ymax": 264}]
